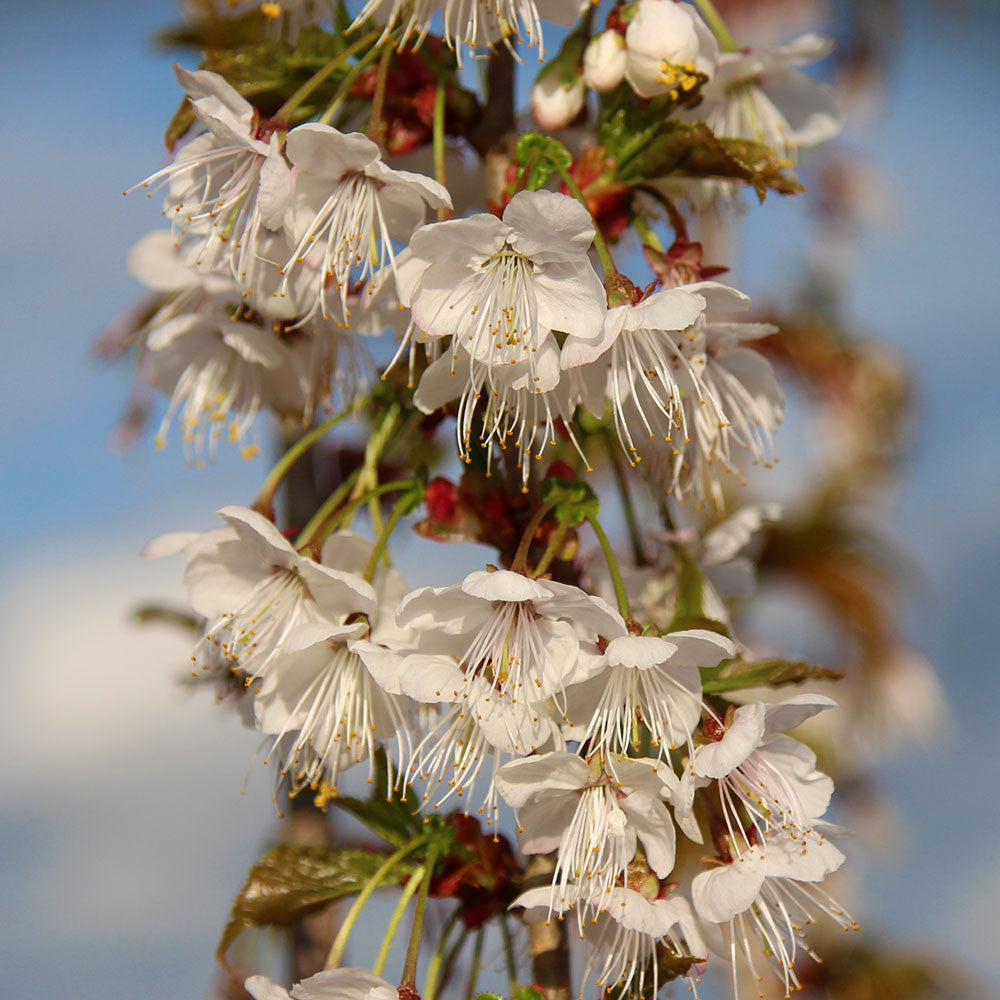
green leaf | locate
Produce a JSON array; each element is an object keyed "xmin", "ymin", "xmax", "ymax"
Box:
[
  {"xmin": 515, "ymin": 132, "xmax": 572, "ymax": 191},
  {"xmin": 615, "ymin": 121, "xmax": 803, "ymax": 200},
  {"xmin": 512, "ymin": 990, "xmax": 547, "ymax": 1000},
  {"xmin": 702, "ymin": 658, "xmax": 844, "ymax": 694},
  {"xmin": 329, "ymin": 794, "xmax": 423, "ymax": 848},
  {"xmin": 217, "ymin": 845, "xmax": 413, "ymax": 963}
]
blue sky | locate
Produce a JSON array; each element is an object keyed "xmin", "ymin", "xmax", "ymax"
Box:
[{"xmin": 1, "ymin": 1, "xmax": 998, "ymax": 998}]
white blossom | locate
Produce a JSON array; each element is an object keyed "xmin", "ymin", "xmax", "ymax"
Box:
[
  {"xmin": 497, "ymin": 753, "xmax": 677, "ymax": 909},
  {"xmin": 531, "ymin": 72, "xmax": 586, "ymax": 130},
  {"xmin": 623, "ymin": 0, "xmax": 717, "ymax": 99},
  {"xmin": 281, "ymin": 124, "xmax": 450, "ymax": 324},
  {"xmin": 583, "ymin": 30, "xmax": 627, "ymax": 93},
  {"xmin": 246, "ymin": 969, "xmax": 398, "ymax": 1000},
  {"xmin": 132, "ymin": 66, "xmax": 291, "ymax": 286},
  {"xmin": 691, "ymin": 830, "xmax": 856, "ymax": 997}
]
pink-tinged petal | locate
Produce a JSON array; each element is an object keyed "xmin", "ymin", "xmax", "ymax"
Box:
[
  {"xmin": 502, "ymin": 190, "xmax": 595, "ymax": 263},
  {"xmin": 461, "ymin": 569, "xmax": 552, "ymax": 603},
  {"xmin": 561, "ymin": 306, "xmax": 627, "ymax": 369},
  {"xmin": 245, "ymin": 976, "xmax": 292, "ymax": 1000},
  {"xmin": 494, "ymin": 751, "xmax": 589, "ymax": 807},
  {"xmin": 763, "ymin": 693, "xmax": 837, "ymax": 735},
  {"xmin": 397, "ymin": 653, "xmax": 466, "ymax": 703},
  {"xmin": 628, "ymin": 287, "xmax": 706, "ymax": 333},
  {"xmin": 693, "ymin": 702, "xmax": 766, "ymax": 778},
  {"xmin": 259, "ymin": 139, "xmax": 292, "ymax": 230},
  {"xmin": 660, "ymin": 628, "xmax": 734, "ymax": 667},
  {"xmin": 290, "ymin": 968, "xmax": 398, "ymax": 1000},
  {"xmin": 623, "ymin": 791, "xmax": 676, "ymax": 877},
  {"xmin": 286, "ymin": 124, "xmax": 379, "ymax": 178},
  {"xmin": 691, "ymin": 854, "xmax": 766, "ymax": 923}
]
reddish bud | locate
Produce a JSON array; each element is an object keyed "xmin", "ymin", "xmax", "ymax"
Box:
[
  {"xmin": 545, "ymin": 460, "xmax": 576, "ymax": 482},
  {"xmin": 426, "ymin": 477, "xmax": 458, "ymax": 522}
]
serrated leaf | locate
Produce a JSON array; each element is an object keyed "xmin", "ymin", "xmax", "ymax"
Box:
[
  {"xmin": 512, "ymin": 990, "xmax": 547, "ymax": 1000},
  {"xmin": 216, "ymin": 845, "xmax": 413, "ymax": 963},
  {"xmin": 515, "ymin": 132, "xmax": 572, "ymax": 191},
  {"xmin": 702, "ymin": 658, "xmax": 844, "ymax": 694}
]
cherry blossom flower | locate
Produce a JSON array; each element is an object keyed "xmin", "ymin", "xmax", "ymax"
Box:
[
  {"xmin": 280, "ymin": 124, "xmax": 450, "ymax": 324},
  {"xmin": 566, "ymin": 631, "xmax": 734, "ymax": 761},
  {"xmin": 132, "ymin": 66, "xmax": 291, "ymax": 285},
  {"xmin": 691, "ymin": 830, "xmax": 856, "ymax": 997},
  {"xmin": 515, "ymin": 883, "xmax": 707, "ymax": 999},
  {"xmin": 178, "ymin": 507, "xmax": 376, "ymax": 677},
  {"xmin": 684, "ymin": 695, "xmax": 837, "ymax": 844},
  {"xmin": 497, "ymin": 752, "xmax": 677, "ymax": 909},
  {"xmin": 350, "ymin": 0, "xmax": 586, "ymax": 67},
  {"xmin": 531, "ymin": 72, "xmax": 586, "ymax": 130},
  {"xmin": 560, "ymin": 283, "xmax": 711, "ymax": 469},
  {"xmin": 697, "ymin": 33, "xmax": 843, "ymax": 164},
  {"xmin": 623, "ymin": 0, "xmax": 717, "ymax": 99},
  {"xmin": 252, "ymin": 533, "xmax": 417, "ymax": 796}
]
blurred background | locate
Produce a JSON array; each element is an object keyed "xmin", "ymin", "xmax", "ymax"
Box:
[{"xmin": 1, "ymin": 1, "xmax": 998, "ymax": 998}]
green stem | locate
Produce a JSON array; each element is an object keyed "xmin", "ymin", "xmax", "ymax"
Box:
[
  {"xmin": 632, "ymin": 213, "xmax": 664, "ymax": 253},
  {"xmin": 510, "ymin": 497, "xmax": 559, "ymax": 573},
  {"xmin": 692, "ymin": 0, "xmax": 738, "ymax": 51},
  {"xmin": 363, "ymin": 484, "xmax": 422, "ymax": 581},
  {"xmin": 556, "ymin": 165, "xmax": 618, "ymax": 279},
  {"xmin": 432, "ymin": 81, "xmax": 449, "ymax": 220},
  {"xmin": 463, "ymin": 926, "xmax": 485, "ymax": 1000},
  {"xmin": 587, "ymin": 513, "xmax": 631, "ymax": 619},
  {"xmin": 319, "ymin": 42, "xmax": 384, "ymax": 125},
  {"xmin": 373, "ymin": 863, "xmax": 426, "ymax": 976},
  {"xmin": 531, "ymin": 520, "xmax": 570, "ymax": 578},
  {"xmin": 604, "ymin": 431, "xmax": 647, "ymax": 567},
  {"xmin": 500, "ymin": 912, "xmax": 519, "ymax": 995},
  {"xmin": 302, "ymin": 477, "xmax": 416, "ymax": 550},
  {"xmin": 254, "ymin": 400, "xmax": 368, "ymax": 517},
  {"xmin": 400, "ymin": 841, "xmax": 441, "ymax": 990},
  {"xmin": 423, "ymin": 909, "xmax": 464, "ymax": 1000},
  {"xmin": 275, "ymin": 28, "xmax": 380, "ymax": 120},
  {"xmin": 325, "ymin": 835, "xmax": 426, "ymax": 970},
  {"xmin": 367, "ymin": 43, "xmax": 394, "ymax": 144},
  {"xmin": 293, "ymin": 468, "xmax": 361, "ymax": 549}
]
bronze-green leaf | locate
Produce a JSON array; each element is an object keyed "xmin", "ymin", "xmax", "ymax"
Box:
[{"xmin": 216, "ymin": 845, "xmax": 413, "ymax": 964}]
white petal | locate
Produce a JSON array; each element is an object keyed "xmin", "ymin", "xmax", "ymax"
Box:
[
  {"xmin": 660, "ymin": 628, "xmax": 734, "ymax": 667},
  {"xmin": 245, "ymin": 976, "xmax": 292, "ymax": 1000},
  {"xmin": 285, "ymin": 124, "xmax": 379, "ymax": 178},
  {"xmin": 623, "ymin": 791, "xmax": 676, "ymax": 877},
  {"xmin": 494, "ymin": 751, "xmax": 589, "ymax": 807},
  {"xmin": 763, "ymin": 693, "xmax": 837, "ymax": 735},
  {"xmin": 693, "ymin": 702, "xmax": 766, "ymax": 778},
  {"xmin": 502, "ymin": 190, "xmax": 596, "ymax": 264},
  {"xmin": 290, "ymin": 968, "xmax": 398, "ymax": 1000},
  {"xmin": 461, "ymin": 569, "xmax": 552, "ymax": 603},
  {"xmin": 691, "ymin": 855, "xmax": 765, "ymax": 923}
]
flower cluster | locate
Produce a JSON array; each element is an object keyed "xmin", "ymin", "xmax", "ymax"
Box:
[{"xmin": 116, "ymin": 2, "xmax": 865, "ymax": 997}]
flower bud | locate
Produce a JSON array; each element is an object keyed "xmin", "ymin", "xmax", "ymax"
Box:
[
  {"xmin": 583, "ymin": 30, "xmax": 627, "ymax": 92},
  {"xmin": 531, "ymin": 73, "xmax": 586, "ymax": 130}
]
